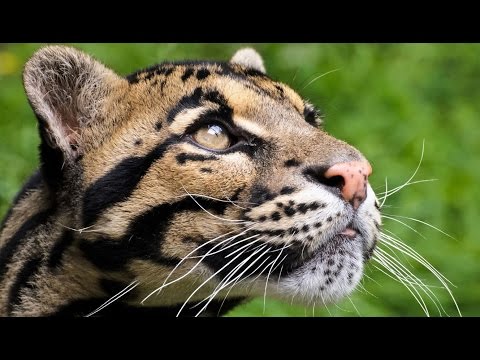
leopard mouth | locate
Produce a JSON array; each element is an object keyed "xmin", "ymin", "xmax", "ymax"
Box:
[
  {"xmin": 280, "ymin": 221, "xmax": 366, "ymax": 275},
  {"xmin": 338, "ymin": 225, "xmax": 358, "ymax": 239}
]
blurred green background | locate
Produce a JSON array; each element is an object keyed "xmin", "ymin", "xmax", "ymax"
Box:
[{"xmin": 0, "ymin": 44, "xmax": 478, "ymax": 316}]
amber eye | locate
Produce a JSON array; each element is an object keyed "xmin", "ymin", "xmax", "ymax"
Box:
[{"xmin": 191, "ymin": 123, "xmax": 232, "ymax": 150}]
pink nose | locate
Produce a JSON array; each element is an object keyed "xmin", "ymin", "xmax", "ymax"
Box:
[{"xmin": 324, "ymin": 161, "xmax": 372, "ymax": 209}]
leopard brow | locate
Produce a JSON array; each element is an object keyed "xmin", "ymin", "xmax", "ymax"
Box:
[{"xmin": 168, "ymin": 105, "xmax": 214, "ymax": 135}]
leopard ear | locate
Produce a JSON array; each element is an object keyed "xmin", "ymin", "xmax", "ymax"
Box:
[
  {"xmin": 230, "ymin": 48, "xmax": 266, "ymax": 74},
  {"xmin": 23, "ymin": 45, "xmax": 124, "ymax": 161}
]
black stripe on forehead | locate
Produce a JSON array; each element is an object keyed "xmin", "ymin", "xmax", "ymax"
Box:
[
  {"xmin": 126, "ymin": 60, "xmax": 266, "ymax": 83},
  {"xmin": 166, "ymin": 87, "xmax": 232, "ymax": 124},
  {"xmin": 126, "ymin": 60, "xmax": 273, "ymax": 95},
  {"xmin": 126, "ymin": 64, "xmax": 175, "ymax": 84}
]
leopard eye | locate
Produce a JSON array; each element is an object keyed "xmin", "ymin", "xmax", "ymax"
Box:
[{"xmin": 191, "ymin": 123, "xmax": 233, "ymax": 150}]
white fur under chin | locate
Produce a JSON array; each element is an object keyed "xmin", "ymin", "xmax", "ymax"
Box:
[{"xmin": 274, "ymin": 239, "xmax": 365, "ymax": 305}]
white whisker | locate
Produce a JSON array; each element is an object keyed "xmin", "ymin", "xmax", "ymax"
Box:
[
  {"xmin": 141, "ymin": 227, "xmax": 254, "ymax": 304},
  {"xmin": 378, "ymin": 139, "xmax": 426, "ymax": 204},
  {"xmin": 302, "ymin": 68, "xmax": 341, "ymax": 90},
  {"xmin": 376, "ymin": 247, "xmax": 446, "ymax": 316},
  {"xmin": 381, "ymin": 215, "xmax": 427, "ymax": 240},
  {"xmin": 195, "ymin": 244, "xmax": 272, "ymax": 316},
  {"xmin": 85, "ymin": 280, "xmax": 139, "ymax": 317},
  {"xmin": 176, "ymin": 237, "xmax": 264, "ymax": 317},
  {"xmin": 372, "ymin": 259, "xmax": 429, "ymax": 316},
  {"xmin": 180, "ymin": 184, "xmax": 246, "ymax": 223},
  {"xmin": 263, "ymin": 242, "xmax": 290, "ymax": 314},
  {"xmin": 382, "ymin": 213, "xmax": 455, "ymax": 240}
]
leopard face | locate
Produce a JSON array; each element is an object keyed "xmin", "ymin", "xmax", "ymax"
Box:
[{"xmin": 12, "ymin": 46, "xmax": 381, "ymax": 315}]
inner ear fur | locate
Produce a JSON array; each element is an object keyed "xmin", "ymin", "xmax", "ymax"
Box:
[{"xmin": 23, "ymin": 45, "xmax": 125, "ymax": 160}]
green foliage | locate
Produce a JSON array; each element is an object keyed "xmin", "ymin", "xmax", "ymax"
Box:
[{"xmin": 0, "ymin": 44, "xmax": 478, "ymax": 316}]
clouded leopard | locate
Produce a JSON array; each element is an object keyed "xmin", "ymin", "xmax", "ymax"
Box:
[{"xmin": 0, "ymin": 46, "xmax": 381, "ymax": 316}]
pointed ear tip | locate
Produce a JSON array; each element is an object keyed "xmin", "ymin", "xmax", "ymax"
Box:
[
  {"xmin": 26, "ymin": 45, "xmax": 79, "ymax": 63},
  {"xmin": 230, "ymin": 47, "xmax": 266, "ymax": 74},
  {"xmin": 24, "ymin": 45, "xmax": 84, "ymax": 76}
]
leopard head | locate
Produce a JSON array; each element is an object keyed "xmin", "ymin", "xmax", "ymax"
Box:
[{"xmin": 23, "ymin": 46, "xmax": 381, "ymax": 315}]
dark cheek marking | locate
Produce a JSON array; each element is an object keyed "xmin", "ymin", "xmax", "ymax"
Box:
[
  {"xmin": 230, "ymin": 186, "xmax": 245, "ymax": 202},
  {"xmin": 249, "ymin": 185, "xmax": 277, "ymax": 205},
  {"xmin": 82, "ymin": 136, "xmax": 180, "ymax": 226},
  {"xmin": 134, "ymin": 139, "xmax": 143, "ymax": 146},
  {"xmin": 288, "ymin": 227, "xmax": 299, "ymax": 235},
  {"xmin": 280, "ymin": 186, "xmax": 295, "ymax": 195},
  {"xmin": 284, "ymin": 159, "xmax": 301, "ymax": 167},
  {"xmin": 308, "ymin": 202, "xmax": 320, "ymax": 211},
  {"xmin": 271, "ymin": 212, "xmax": 281, "ymax": 221},
  {"xmin": 327, "ymin": 216, "xmax": 333, "ymax": 222},
  {"xmin": 265, "ymin": 193, "xmax": 275, "ymax": 201},
  {"xmin": 81, "ymin": 197, "xmax": 231, "ymax": 271},
  {"xmin": 297, "ymin": 203, "xmax": 309, "ymax": 214},
  {"xmin": 155, "ymin": 121, "xmax": 163, "ymax": 131},
  {"xmin": 263, "ymin": 229, "xmax": 285, "ymax": 237},
  {"xmin": 200, "ymin": 168, "xmax": 212, "ymax": 173},
  {"xmin": 47, "ymin": 230, "xmax": 75, "ymax": 269},
  {"xmin": 284, "ymin": 206, "xmax": 296, "ymax": 217},
  {"xmin": 176, "ymin": 153, "xmax": 217, "ymax": 165}
]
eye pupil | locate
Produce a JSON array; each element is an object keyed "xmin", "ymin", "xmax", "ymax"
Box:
[{"xmin": 191, "ymin": 122, "xmax": 233, "ymax": 150}]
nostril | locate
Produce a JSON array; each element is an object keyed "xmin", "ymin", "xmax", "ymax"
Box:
[
  {"xmin": 303, "ymin": 167, "xmax": 345, "ymax": 196},
  {"xmin": 322, "ymin": 175, "xmax": 345, "ymax": 190}
]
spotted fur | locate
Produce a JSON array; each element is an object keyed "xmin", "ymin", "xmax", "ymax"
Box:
[{"xmin": 0, "ymin": 46, "xmax": 381, "ymax": 316}]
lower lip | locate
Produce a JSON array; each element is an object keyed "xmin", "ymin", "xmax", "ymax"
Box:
[{"xmin": 339, "ymin": 227, "xmax": 358, "ymax": 239}]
